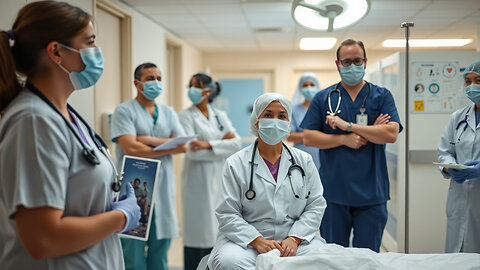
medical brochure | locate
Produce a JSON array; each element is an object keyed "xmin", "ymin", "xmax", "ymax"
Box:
[
  {"xmin": 118, "ymin": 155, "xmax": 161, "ymax": 241},
  {"xmin": 432, "ymin": 162, "xmax": 473, "ymax": 170},
  {"xmin": 153, "ymin": 135, "xmax": 197, "ymax": 151}
]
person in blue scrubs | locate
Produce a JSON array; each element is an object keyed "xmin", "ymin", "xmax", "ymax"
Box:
[
  {"xmin": 287, "ymin": 73, "xmax": 321, "ymax": 169},
  {"xmin": 111, "ymin": 63, "xmax": 187, "ymax": 270},
  {"xmin": 301, "ymin": 39, "xmax": 402, "ymax": 252}
]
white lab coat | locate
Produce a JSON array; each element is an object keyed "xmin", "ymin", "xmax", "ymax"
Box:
[
  {"xmin": 438, "ymin": 104, "xmax": 480, "ymax": 253},
  {"xmin": 179, "ymin": 104, "xmax": 241, "ymax": 248},
  {"xmin": 208, "ymin": 142, "xmax": 326, "ymax": 269}
]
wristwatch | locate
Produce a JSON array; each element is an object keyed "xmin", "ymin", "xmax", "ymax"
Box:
[{"xmin": 346, "ymin": 122, "xmax": 353, "ymax": 132}]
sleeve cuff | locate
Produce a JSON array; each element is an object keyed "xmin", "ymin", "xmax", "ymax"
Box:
[{"xmin": 115, "ymin": 209, "xmax": 129, "ymax": 233}]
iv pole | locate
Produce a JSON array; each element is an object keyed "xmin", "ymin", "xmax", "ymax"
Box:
[{"xmin": 401, "ymin": 21, "xmax": 414, "ymax": 254}]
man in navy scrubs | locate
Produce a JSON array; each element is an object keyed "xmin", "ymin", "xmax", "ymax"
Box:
[{"xmin": 301, "ymin": 39, "xmax": 402, "ymax": 252}]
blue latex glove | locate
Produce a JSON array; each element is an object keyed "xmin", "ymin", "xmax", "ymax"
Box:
[
  {"xmin": 463, "ymin": 160, "xmax": 480, "ymax": 180},
  {"xmin": 112, "ymin": 183, "xmax": 141, "ymax": 232},
  {"xmin": 447, "ymin": 168, "xmax": 468, "ymax": 184}
]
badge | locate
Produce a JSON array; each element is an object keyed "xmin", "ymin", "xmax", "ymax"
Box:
[{"xmin": 356, "ymin": 107, "xmax": 368, "ymax": 125}]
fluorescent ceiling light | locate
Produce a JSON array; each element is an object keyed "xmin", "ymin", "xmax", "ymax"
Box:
[
  {"xmin": 300, "ymin": 37, "xmax": 337, "ymax": 50},
  {"xmin": 382, "ymin": 39, "xmax": 472, "ymax": 48},
  {"xmin": 292, "ymin": 0, "xmax": 370, "ymax": 32}
]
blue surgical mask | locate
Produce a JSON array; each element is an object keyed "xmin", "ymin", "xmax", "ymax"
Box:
[
  {"xmin": 188, "ymin": 87, "xmax": 205, "ymax": 104},
  {"xmin": 301, "ymin": 86, "xmax": 318, "ymax": 100},
  {"xmin": 340, "ymin": 63, "xmax": 365, "ymax": 86},
  {"xmin": 465, "ymin": 84, "xmax": 480, "ymax": 104},
  {"xmin": 258, "ymin": 118, "xmax": 290, "ymax": 145},
  {"xmin": 141, "ymin": 80, "xmax": 163, "ymax": 100},
  {"xmin": 58, "ymin": 44, "xmax": 104, "ymax": 90}
]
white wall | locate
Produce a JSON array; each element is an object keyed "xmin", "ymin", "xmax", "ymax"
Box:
[{"xmin": 205, "ymin": 50, "xmax": 395, "ymax": 98}]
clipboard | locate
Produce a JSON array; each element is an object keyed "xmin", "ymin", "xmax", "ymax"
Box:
[
  {"xmin": 153, "ymin": 135, "xmax": 197, "ymax": 151},
  {"xmin": 432, "ymin": 162, "xmax": 473, "ymax": 170}
]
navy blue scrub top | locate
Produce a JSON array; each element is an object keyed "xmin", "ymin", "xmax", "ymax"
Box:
[{"xmin": 300, "ymin": 82, "xmax": 402, "ymax": 206}]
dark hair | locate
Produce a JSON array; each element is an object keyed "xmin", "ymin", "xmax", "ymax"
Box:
[
  {"xmin": 190, "ymin": 73, "xmax": 221, "ymax": 103},
  {"xmin": 134, "ymin": 62, "xmax": 157, "ymax": 81},
  {"xmin": 134, "ymin": 178, "xmax": 141, "ymax": 184},
  {"xmin": 210, "ymin": 81, "xmax": 222, "ymax": 103},
  {"xmin": 336, "ymin": 39, "xmax": 367, "ymax": 60},
  {"xmin": 0, "ymin": 1, "xmax": 91, "ymax": 112}
]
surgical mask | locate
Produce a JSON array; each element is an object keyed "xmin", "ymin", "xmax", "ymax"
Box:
[
  {"xmin": 141, "ymin": 80, "xmax": 163, "ymax": 100},
  {"xmin": 301, "ymin": 86, "xmax": 318, "ymax": 100},
  {"xmin": 340, "ymin": 63, "xmax": 365, "ymax": 86},
  {"xmin": 58, "ymin": 44, "xmax": 104, "ymax": 90},
  {"xmin": 465, "ymin": 84, "xmax": 480, "ymax": 104},
  {"xmin": 188, "ymin": 87, "xmax": 205, "ymax": 104},
  {"xmin": 258, "ymin": 118, "xmax": 290, "ymax": 145}
]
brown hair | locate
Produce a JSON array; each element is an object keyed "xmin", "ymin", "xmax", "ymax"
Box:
[
  {"xmin": 0, "ymin": 1, "xmax": 91, "ymax": 112},
  {"xmin": 336, "ymin": 39, "xmax": 367, "ymax": 60}
]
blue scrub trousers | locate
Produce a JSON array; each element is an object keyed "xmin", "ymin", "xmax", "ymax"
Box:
[
  {"xmin": 320, "ymin": 202, "xmax": 387, "ymax": 252},
  {"xmin": 121, "ymin": 212, "xmax": 171, "ymax": 270}
]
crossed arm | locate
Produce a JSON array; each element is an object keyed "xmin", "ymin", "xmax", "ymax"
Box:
[
  {"xmin": 117, "ymin": 133, "xmax": 186, "ymax": 159},
  {"xmin": 304, "ymin": 113, "xmax": 399, "ymax": 150}
]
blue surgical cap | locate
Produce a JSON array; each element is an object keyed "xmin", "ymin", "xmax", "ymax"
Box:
[
  {"xmin": 291, "ymin": 73, "xmax": 320, "ymax": 106},
  {"xmin": 463, "ymin": 61, "xmax": 480, "ymax": 79}
]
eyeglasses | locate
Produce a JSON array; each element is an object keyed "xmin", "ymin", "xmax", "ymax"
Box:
[{"xmin": 338, "ymin": 58, "xmax": 365, "ymax": 67}]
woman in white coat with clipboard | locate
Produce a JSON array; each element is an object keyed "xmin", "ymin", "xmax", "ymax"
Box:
[
  {"xmin": 437, "ymin": 61, "xmax": 480, "ymax": 253},
  {"xmin": 179, "ymin": 74, "xmax": 242, "ymax": 270},
  {"xmin": 208, "ymin": 93, "xmax": 326, "ymax": 270}
]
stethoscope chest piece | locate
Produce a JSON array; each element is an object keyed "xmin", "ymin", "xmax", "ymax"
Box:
[
  {"xmin": 111, "ymin": 181, "xmax": 122, "ymax": 193},
  {"xmin": 83, "ymin": 147, "xmax": 100, "ymax": 165},
  {"xmin": 245, "ymin": 189, "xmax": 256, "ymax": 200}
]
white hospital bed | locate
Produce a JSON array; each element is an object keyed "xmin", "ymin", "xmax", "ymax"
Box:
[{"xmin": 256, "ymin": 244, "xmax": 480, "ymax": 270}]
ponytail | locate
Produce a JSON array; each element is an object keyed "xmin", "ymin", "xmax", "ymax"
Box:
[
  {"xmin": 0, "ymin": 1, "xmax": 91, "ymax": 112},
  {"xmin": 0, "ymin": 30, "xmax": 21, "ymax": 112}
]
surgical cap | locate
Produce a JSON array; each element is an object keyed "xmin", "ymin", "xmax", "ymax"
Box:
[
  {"xmin": 249, "ymin": 93, "xmax": 292, "ymax": 136},
  {"xmin": 291, "ymin": 73, "xmax": 320, "ymax": 106},
  {"xmin": 463, "ymin": 61, "xmax": 480, "ymax": 79}
]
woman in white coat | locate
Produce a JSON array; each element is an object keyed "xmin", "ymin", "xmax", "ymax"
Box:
[
  {"xmin": 437, "ymin": 61, "xmax": 480, "ymax": 253},
  {"xmin": 208, "ymin": 93, "xmax": 326, "ymax": 270},
  {"xmin": 179, "ymin": 73, "xmax": 242, "ymax": 270}
]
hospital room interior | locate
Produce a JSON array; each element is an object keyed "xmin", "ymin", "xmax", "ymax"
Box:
[{"xmin": 1, "ymin": 0, "xmax": 480, "ymax": 269}]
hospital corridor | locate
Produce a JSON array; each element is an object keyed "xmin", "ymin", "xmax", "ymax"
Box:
[{"xmin": 0, "ymin": 0, "xmax": 480, "ymax": 270}]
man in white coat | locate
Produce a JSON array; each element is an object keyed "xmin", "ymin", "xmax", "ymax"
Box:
[{"xmin": 208, "ymin": 93, "xmax": 326, "ymax": 270}]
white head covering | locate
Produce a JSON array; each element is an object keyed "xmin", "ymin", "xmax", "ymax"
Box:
[
  {"xmin": 249, "ymin": 93, "xmax": 292, "ymax": 136},
  {"xmin": 291, "ymin": 72, "xmax": 321, "ymax": 106}
]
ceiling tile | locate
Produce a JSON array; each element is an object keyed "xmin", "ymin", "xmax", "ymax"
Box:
[{"xmin": 125, "ymin": 0, "xmax": 480, "ymax": 52}]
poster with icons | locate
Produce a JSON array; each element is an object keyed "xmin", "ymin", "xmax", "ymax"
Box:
[{"xmin": 410, "ymin": 61, "xmax": 468, "ymax": 114}]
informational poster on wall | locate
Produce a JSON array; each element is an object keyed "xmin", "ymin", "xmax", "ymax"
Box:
[{"xmin": 410, "ymin": 61, "xmax": 466, "ymax": 114}]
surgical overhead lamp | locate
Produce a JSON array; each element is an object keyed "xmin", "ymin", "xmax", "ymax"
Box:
[{"xmin": 291, "ymin": 0, "xmax": 370, "ymax": 32}]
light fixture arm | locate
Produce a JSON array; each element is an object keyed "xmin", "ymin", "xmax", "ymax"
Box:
[
  {"xmin": 296, "ymin": 1, "xmax": 343, "ymax": 32},
  {"xmin": 292, "ymin": 0, "xmax": 370, "ymax": 32},
  {"xmin": 297, "ymin": 1, "xmax": 327, "ymax": 13}
]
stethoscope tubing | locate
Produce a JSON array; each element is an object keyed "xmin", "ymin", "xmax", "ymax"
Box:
[
  {"xmin": 246, "ymin": 140, "xmax": 309, "ymax": 200},
  {"xmin": 26, "ymin": 83, "xmax": 122, "ymax": 192}
]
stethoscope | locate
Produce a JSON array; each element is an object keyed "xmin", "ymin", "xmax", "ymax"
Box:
[
  {"xmin": 327, "ymin": 82, "xmax": 371, "ymax": 116},
  {"xmin": 450, "ymin": 106, "xmax": 471, "ymax": 145},
  {"xmin": 245, "ymin": 140, "xmax": 310, "ymax": 200},
  {"xmin": 206, "ymin": 104, "xmax": 224, "ymax": 131},
  {"xmin": 26, "ymin": 82, "xmax": 123, "ymax": 192},
  {"xmin": 214, "ymin": 112, "xmax": 224, "ymax": 131}
]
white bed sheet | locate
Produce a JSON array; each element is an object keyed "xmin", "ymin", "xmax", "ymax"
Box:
[{"xmin": 256, "ymin": 244, "xmax": 480, "ymax": 270}]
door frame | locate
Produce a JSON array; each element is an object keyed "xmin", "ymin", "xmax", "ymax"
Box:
[{"xmin": 94, "ymin": 0, "xmax": 132, "ymax": 102}]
